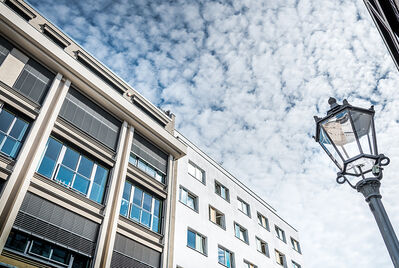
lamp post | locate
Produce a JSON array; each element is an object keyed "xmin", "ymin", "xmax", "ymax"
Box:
[{"xmin": 314, "ymin": 97, "xmax": 399, "ymax": 267}]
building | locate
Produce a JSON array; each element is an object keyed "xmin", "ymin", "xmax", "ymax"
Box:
[
  {"xmin": 0, "ymin": 0, "xmax": 187, "ymax": 267},
  {"xmin": 0, "ymin": 1, "xmax": 303, "ymax": 268},
  {"xmin": 362, "ymin": 0, "xmax": 399, "ymax": 71},
  {"xmin": 172, "ymin": 132, "xmax": 303, "ymax": 268}
]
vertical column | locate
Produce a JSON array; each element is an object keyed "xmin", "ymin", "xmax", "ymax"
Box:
[
  {"xmin": 93, "ymin": 124, "xmax": 134, "ymax": 268},
  {"xmin": 162, "ymin": 155, "xmax": 177, "ymax": 268},
  {"xmin": 0, "ymin": 74, "xmax": 71, "ymax": 250}
]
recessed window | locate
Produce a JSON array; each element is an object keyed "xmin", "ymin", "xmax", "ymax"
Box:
[
  {"xmin": 275, "ymin": 250, "xmax": 286, "ymax": 266},
  {"xmin": 5, "ymin": 229, "xmax": 90, "ymax": 267},
  {"xmin": 218, "ymin": 246, "xmax": 234, "ymax": 268},
  {"xmin": 275, "ymin": 225, "xmax": 286, "ymax": 243},
  {"xmin": 0, "ymin": 35, "xmax": 13, "ymax": 66},
  {"xmin": 188, "ymin": 161, "xmax": 205, "ymax": 184},
  {"xmin": 209, "ymin": 206, "xmax": 225, "ymax": 229},
  {"xmin": 237, "ymin": 198, "xmax": 250, "ymax": 217},
  {"xmin": 13, "ymin": 58, "xmax": 55, "ymax": 104},
  {"xmin": 187, "ymin": 229, "xmax": 207, "ymax": 255},
  {"xmin": 234, "ymin": 222, "xmax": 248, "ymax": 244},
  {"xmin": 0, "ymin": 107, "xmax": 29, "ymax": 159},
  {"xmin": 244, "ymin": 260, "xmax": 257, "ymax": 268},
  {"xmin": 257, "ymin": 212, "xmax": 269, "ymax": 230},
  {"xmin": 256, "ymin": 237, "xmax": 269, "ymax": 257},
  {"xmin": 292, "ymin": 261, "xmax": 301, "ymax": 268},
  {"xmin": 215, "ymin": 180, "xmax": 229, "ymax": 201},
  {"xmin": 37, "ymin": 137, "xmax": 109, "ymax": 203},
  {"xmin": 291, "ymin": 237, "xmax": 301, "ymax": 253},
  {"xmin": 179, "ymin": 186, "xmax": 198, "ymax": 212},
  {"xmin": 119, "ymin": 180, "xmax": 162, "ymax": 233}
]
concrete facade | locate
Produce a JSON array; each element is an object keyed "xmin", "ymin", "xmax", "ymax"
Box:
[
  {"xmin": 172, "ymin": 132, "xmax": 304, "ymax": 268},
  {"xmin": 0, "ymin": 0, "xmax": 186, "ymax": 267}
]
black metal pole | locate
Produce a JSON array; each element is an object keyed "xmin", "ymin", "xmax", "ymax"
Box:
[{"xmin": 356, "ymin": 179, "xmax": 399, "ymax": 267}]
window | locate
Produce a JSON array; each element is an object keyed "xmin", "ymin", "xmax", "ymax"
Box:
[
  {"xmin": 130, "ymin": 132, "xmax": 168, "ymax": 183},
  {"xmin": 188, "ymin": 161, "xmax": 205, "ymax": 183},
  {"xmin": 119, "ymin": 180, "xmax": 162, "ymax": 233},
  {"xmin": 187, "ymin": 229, "xmax": 206, "ymax": 255},
  {"xmin": 244, "ymin": 260, "xmax": 257, "ymax": 268},
  {"xmin": 37, "ymin": 137, "xmax": 109, "ymax": 203},
  {"xmin": 256, "ymin": 237, "xmax": 269, "ymax": 257},
  {"xmin": 59, "ymin": 88, "xmax": 121, "ymax": 149},
  {"xmin": 291, "ymin": 237, "xmax": 301, "ymax": 253},
  {"xmin": 237, "ymin": 198, "xmax": 250, "ymax": 217},
  {"xmin": 0, "ymin": 107, "xmax": 29, "ymax": 159},
  {"xmin": 218, "ymin": 246, "xmax": 234, "ymax": 268},
  {"xmin": 275, "ymin": 225, "xmax": 286, "ymax": 242},
  {"xmin": 292, "ymin": 261, "xmax": 301, "ymax": 268},
  {"xmin": 215, "ymin": 180, "xmax": 229, "ymax": 201},
  {"xmin": 0, "ymin": 35, "xmax": 13, "ymax": 65},
  {"xmin": 13, "ymin": 58, "xmax": 55, "ymax": 104},
  {"xmin": 5, "ymin": 229, "xmax": 90, "ymax": 267},
  {"xmin": 179, "ymin": 186, "xmax": 198, "ymax": 211},
  {"xmin": 275, "ymin": 250, "xmax": 285, "ymax": 266},
  {"xmin": 209, "ymin": 206, "xmax": 225, "ymax": 229},
  {"xmin": 234, "ymin": 223, "xmax": 248, "ymax": 243},
  {"xmin": 257, "ymin": 213, "xmax": 269, "ymax": 230}
]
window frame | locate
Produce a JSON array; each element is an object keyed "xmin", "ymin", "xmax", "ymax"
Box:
[
  {"xmin": 290, "ymin": 237, "xmax": 301, "ymax": 254},
  {"xmin": 36, "ymin": 136, "xmax": 109, "ymax": 204},
  {"xmin": 179, "ymin": 185, "xmax": 198, "ymax": 212},
  {"xmin": 188, "ymin": 161, "xmax": 205, "ymax": 184},
  {"xmin": 292, "ymin": 260, "xmax": 301, "ymax": 268},
  {"xmin": 186, "ymin": 228, "xmax": 207, "ymax": 256},
  {"xmin": 237, "ymin": 197, "xmax": 251, "ymax": 217},
  {"xmin": 209, "ymin": 205, "xmax": 225, "ymax": 229},
  {"xmin": 275, "ymin": 225, "xmax": 286, "ymax": 243},
  {"xmin": 215, "ymin": 180, "xmax": 230, "ymax": 202},
  {"xmin": 257, "ymin": 212, "xmax": 270, "ymax": 231},
  {"xmin": 129, "ymin": 153, "xmax": 166, "ymax": 184},
  {"xmin": 243, "ymin": 259, "xmax": 257, "ymax": 268},
  {"xmin": 217, "ymin": 245, "xmax": 235, "ymax": 268},
  {"xmin": 275, "ymin": 249, "xmax": 286, "ymax": 266},
  {"xmin": 233, "ymin": 222, "xmax": 249, "ymax": 244},
  {"xmin": 255, "ymin": 236, "xmax": 269, "ymax": 257}
]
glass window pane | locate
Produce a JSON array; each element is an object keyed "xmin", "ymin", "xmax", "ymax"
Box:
[
  {"xmin": 72, "ymin": 254, "xmax": 90, "ymax": 268},
  {"xmin": 180, "ymin": 188, "xmax": 187, "ymax": 204},
  {"xmin": 143, "ymin": 193, "xmax": 152, "ymax": 211},
  {"xmin": 129, "ymin": 154, "xmax": 137, "ymax": 165},
  {"xmin": 77, "ymin": 156, "xmax": 94, "ymax": 178},
  {"xmin": 0, "ymin": 109, "xmax": 14, "ymax": 133},
  {"xmin": 0, "ymin": 133, "xmax": 5, "ymax": 146},
  {"xmin": 9, "ymin": 118, "xmax": 28, "ymax": 140},
  {"xmin": 218, "ymin": 247, "xmax": 225, "ymax": 264},
  {"xmin": 5, "ymin": 231, "xmax": 28, "ymax": 252},
  {"xmin": 226, "ymin": 251, "xmax": 231, "ymax": 267},
  {"xmin": 187, "ymin": 195, "xmax": 195, "ymax": 209},
  {"xmin": 30, "ymin": 240, "xmax": 51, "ymax": 258},
  {"xmin": 153, "ymin": 199, "xmax": 161, "ymax": 217},
  {"xmin": 120, "ymin": 199, "xmax": 129, "ymax": 217},
  {"xmin": 187, "ymin": 230, "xmax": 196, "ymax": 249},
  {"xmin": 141, "ymin": 210, "xmax": 151, "ymax": 227},
  {"xmin": 51, "ymin": 246, "xmax": 70, "ymax": 264},
  {"xmin": 133, "ymin": 187, "xmax": 143, "ymax": 206},
  {"xmin": 1, "ymin": 137, "xmax": 18, "ymax": 157},
  {"xmin": 122, "ymin": 181, "xmax": 131, "ymax": 201},
  {"xmin": 196, "ymin": 234, "xmax": 204, "ymax": 253},
  {"xmin": 37, "ymin": 138, "xmax": 62, "ymax": 178},
  {"xmin": 55, "ymin": 165, "xmax": 74, "ymax": 186},
  {"xmin": 89, "ymin": 166, "xmax": 108, "ymax": 203},
  {"xmin": 72, "ymin": 174, "xmax": 90, "ymax": 195},
  {"xmin": 62, "ymin": 148, "xmax": 79, "ymax": 170},
  {"xmin": 152, "ymin": 216, "xmax": 159, "ymax": 233},
  {"xmin": 130, "ymin": 205, "xmax": 141, "ymax": 221}
]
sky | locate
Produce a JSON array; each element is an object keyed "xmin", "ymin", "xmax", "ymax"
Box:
[{"xmin": 26, "ymin": 0, "xmax": 399, "ymax": 267}]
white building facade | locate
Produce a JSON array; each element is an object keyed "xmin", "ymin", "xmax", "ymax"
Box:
[{"xmin": 172, "ymin": 132, "xmax": 304, "ymax": 268}]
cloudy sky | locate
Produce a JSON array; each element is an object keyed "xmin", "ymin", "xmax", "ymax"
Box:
[{"xmin": 26, "ymin": 0, "xmax": 399, "ymax": 267}]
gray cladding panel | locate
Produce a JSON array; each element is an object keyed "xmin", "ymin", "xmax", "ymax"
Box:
[
  {"xmin": 132, "ymin": 132, "xmax": 168, "ymax": 174},
  {"xmin": 14, "ymin": 192, "xmax": 99, "ymax": 255},
  {"xmin": 59, "ymin": 87, "xmax": 121, "ymax": 149},
  {"xmin": 111, "ymin": 251, "xmax": 155, "ymax": 268},
  {"xmin": 113, "ymin": 233, "xmax": 160, "ymax": 268}
]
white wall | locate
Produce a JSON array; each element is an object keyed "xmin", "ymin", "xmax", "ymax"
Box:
[{"xmin": 172, "ymin": 133, "xmax": 304, "ymax": 268}]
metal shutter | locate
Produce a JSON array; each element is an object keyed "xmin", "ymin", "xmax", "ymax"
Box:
[
  {"xmin": 131, "ymin": 132, "xmax": 168, "ymax": 174},
  {"xmin": 59, "ymin": 87, "xmax": 121, "ymax": 150}
]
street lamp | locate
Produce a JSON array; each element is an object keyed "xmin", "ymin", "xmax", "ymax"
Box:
[{"xmin": 314, "ymin": 97, "xmax": 399, "ymax": 267}]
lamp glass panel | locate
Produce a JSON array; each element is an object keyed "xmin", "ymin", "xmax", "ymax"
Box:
[
  {"xmin": 321, "ymin": 110, "xmax": 361, "ymax": 161},
  {"xmin": 318, "ymin": 127, "xmax": 343, "ymax": 169},
  {"xmin": 349, "ymin": 110, "xmax": 375, "ymax": 155}
]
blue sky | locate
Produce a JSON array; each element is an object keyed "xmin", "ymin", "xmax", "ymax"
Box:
[{"xmin": 26, "ymin": 0, "xmax": 399, "ymax": 267}]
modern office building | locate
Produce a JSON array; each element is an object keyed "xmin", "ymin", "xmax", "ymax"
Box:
[
  {"xmin": 0, "ymin": 1, "xmax": 303, "ymax": 268},
  {"xmin": 362, "ymin": 0, "xmax": 399, "ymax": 71},
  {"xmin": 172, "ymin": 132, "xmax": 303, "ymax": 268},
  {"xmin": 0, "ymin": 0, "xmax": 187, "ymax": 267}
]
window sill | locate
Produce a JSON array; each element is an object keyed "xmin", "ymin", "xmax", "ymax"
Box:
[
  {"xmin": 258, "ymin": 224, "xmax": 270, "ymax": 232},
  {"xmin": 257, "ymin": 250, "xmax": 270, "ymax": 258},
  {"xmin": 188, "ymin": 173, "xmax": 206, "ymax": 185},
  {"xmin": 276, "ymin": 237, "xmax": 287, "ymax": 243},
  {"xmin": 238, "ymin": 209, "xmax": 251, "ymax": 218},
  {"xmin": 209, "ymin": 219, "xmax": 226, "ymax": 230},
  {"xmin": 234, "ymin": 236, "xmax": 249, "ymax": 245},
  {"xmin": 215, "ymin": 193, "xmax": 230, "ymax": 203},
  {"xmin": 118, "ymin": 215, "xmax": 163, "ymax": 240},
  {"xmin": 179, "ymin": 200, "xmax": 198, "ymax": 213},
  {"xmin": 186, "ymin": 245, "xmax": 207, "ymax": 257}
]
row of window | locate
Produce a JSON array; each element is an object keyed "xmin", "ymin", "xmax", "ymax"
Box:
[
  {"xmin": 186, "ymin": 228, "xmax": 301, "ymax": 268},
  {"xmin": 179, "ymin": 181, "xmax": 301, "ymax": 254}
]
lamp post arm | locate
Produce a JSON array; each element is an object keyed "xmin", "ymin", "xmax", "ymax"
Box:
[{"xmin": 357, "ymin": 179, "xmax": 399, "ymax": 267}]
